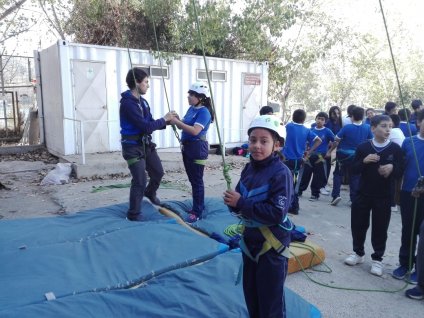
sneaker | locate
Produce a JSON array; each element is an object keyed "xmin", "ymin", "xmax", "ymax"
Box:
[
  {"xmin": 330, "ymin": 196, "xmax": 341, "ymax": 206},
  {"xmin": 406, "ymin": 271, "xmax": 418, "ymax": 285},
  {"xmin": 289, "ymin": 208, "xmax": 299, "ymax": 215},
  {"xmin": 370, "ymin": 260, "xmax": 384, "ymax": 276},
  {"xmin": 324, "ymin": 185, "xmax": 331, "ymax": 192},
  {"xmin": 344, "ymin": 253, "xmax": 365, "ymax": 266},
  {"xmin": 309, "ymin": 195, "xmax": 319, "ymax": 201},
  {"xmin": 185, "ymin": 213, "xmax": 200, "ymax": 223},
  {"xmin": 126, "ymin": 214, "xmax": 143, "ymax": 222},
  {"xmin": 145, "ymin": 193, "xmax": 161, "ymax": 205},
  {"xmin": 392, "ymin": 265, "xmax": 409, "ymax": 280},
  {"xmin": 405, "ymin": 286, "xmax": 424, "ymax": 300},
  {"xmin": 320, "ymin": 188, "xmax": 330, "ymax": 195}
]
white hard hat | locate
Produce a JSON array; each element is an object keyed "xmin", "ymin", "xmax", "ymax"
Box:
[
  {"xmin": 248, "ymin": 115, "xmax": 284, "ymax": 138},
  {"xmin": 188, "ymin": 82, "xmax": 210, "ymax": 98}
]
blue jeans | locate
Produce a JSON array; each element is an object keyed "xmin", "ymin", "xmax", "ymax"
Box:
[{"xmin": 182, "ymin": 140, "xmax": 209, "ymax": 216}]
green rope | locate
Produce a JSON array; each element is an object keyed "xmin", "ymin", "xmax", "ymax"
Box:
[
  {"xmin": 378, "ymin": 0, "xmax": 421, "ymax": 284},
  {"xmin": 150, "ymin": 15, "xmax": 181, "ymax": 144},
  {"xmin": 191, "ymin": 0, "xmax": 232, "ymax": 190}
]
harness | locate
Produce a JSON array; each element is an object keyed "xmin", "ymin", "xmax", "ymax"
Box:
[
  {"xmin": 238, "ymin": 217, "xmax": 292, "ymax": 263},
  {"xmin": 236, "ymin": 183, "xmax": 293, "ymax": 263}
]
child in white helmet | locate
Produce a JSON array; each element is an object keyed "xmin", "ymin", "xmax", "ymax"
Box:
[
  {"xmin": 170, "ymin": 82, "xmax": 214, "ymax": 223},
  {"xmin": 224, "ymin": 115, "xmax": 294, "ymax": 318}
]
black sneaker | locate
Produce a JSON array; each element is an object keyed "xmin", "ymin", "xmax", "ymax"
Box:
[
  {"xmin": 309, "ymin": 195, "xmax": 319, "ymax": 201},
  {"xmin": 126, "ymin": 214, "xmax": 143, "ymax": 222},
  {"xmin": 289, "ymin": 208, "xmax": 299, "ymax": 215},
  {"xmin": 330, "ymin": 196, "xmax": 341, "ymax": 206},
  {"xmin": 405, "ymin": 286, "xmax": 424, "ymax": 300},
  {"xmin": 145, "ymin": 194, "xmax": 161, "ymax": 205}
]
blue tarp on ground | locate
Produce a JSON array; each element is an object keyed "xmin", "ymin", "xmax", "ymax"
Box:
[{"xmin": 0, "ymin": 198, "xmax": 321, "ymax": 317}]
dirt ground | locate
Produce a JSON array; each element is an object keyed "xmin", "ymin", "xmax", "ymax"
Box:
[{"xmin": 1, "ymin": 149, "xmax": 422, "ymax": 317}]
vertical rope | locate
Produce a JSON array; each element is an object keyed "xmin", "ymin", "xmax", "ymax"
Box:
[
  {"xmin": 191, "ymin": 0, "xmax": 232, "ymax": 190},
  {"xmin": 151, "ymin": 17, "xmax": 181, "ymax": 144},
  {"xmin": 378, "ymin": 0, "xmax": 421, "ymax": 283}
]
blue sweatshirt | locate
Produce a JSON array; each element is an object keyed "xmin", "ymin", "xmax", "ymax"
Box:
[
  {"xmin": 231, "ymin": 154, "xmax": 294, "ymax": 256},
  {"xmin": 402, "ymin": 135, "xmax": 424, "ymax": 192},
  {"xmin": 119, "ymin": 90, "xmax": 166, "ymax": 143}
]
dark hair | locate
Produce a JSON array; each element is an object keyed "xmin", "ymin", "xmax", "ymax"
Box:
[
  {"xmin": 417, "ymin": 109, "xmax": 424, "ymax": 122},
  {"xmin": 365, "ymin": 108, "xmax": 375, "ymax": 115},
  {"xmin": 384, "ymin": 101, "xmax": 397, "ymax": 114},
  {"xmin": 346, "ymin": 104, "xmax": 356, "ymax": 116},
  {"xmin": 259, "ymin": 106, "xmax": 274, "ymax": 115},
  {"xmin": 370, "ymin": 114, "xmax": 391, "ymax": 127},
  {"xmin": 316, "ymin": 111, "xmax": 328, "ymax": 121},
  {"xmin": 202, "ymin": 97, "xmax": 215, "ymax": 123},
  {"xmin": 411, "ymin": 99, "xmax": 423, "ymax": 110},
  {"xmin": 292, "ymin": 109, "xmax": 306, "ymax": 123},
  {"xmin": 187, "ymin": 90, "xmax": 215, "ymax": 123},
  {"xmin": 351, "ymin": 106, "xmax": 364, "ymax": 121},
  {"xmin": 126, "ymin": 68, "xmax": 148, "ymax": 89},
  {"xmin": 389, "ymin": 114, "xmax": 400, "ymax": 128},
  {"xmin": 328, "ymin": 106, "xmax": 342, "ymax": 126},
  {"xmin": 398, "ymin": 108, "xmax": 411, "ymax": 121}
]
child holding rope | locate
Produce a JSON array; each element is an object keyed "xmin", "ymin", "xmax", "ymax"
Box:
[
  {"xmin": 119, "ymin": 68, "xmax": 176, "ymax": 221},
  {"xmin": 224, "ymin": 115, "xmax": 293, "ymax": 318},
  {"xmin": 170, "ymin": 82, "xmax": 213, "ymax": 223},
  {"xmin": 393, "ymin": 109, "xmax": 424, "ymax": 283},
  {"xmin": 344, "ymin": 115, "xmax": 404, "ymax": 276}
]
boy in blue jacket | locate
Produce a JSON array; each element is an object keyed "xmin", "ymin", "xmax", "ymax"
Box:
[
  {"xmin": 119, "ymin": 68, "xmax": 176, "ymax": 221},
  {"xmin": 393, "ymin": 109, "xmax": 424, "ymax": 284},
  {"xmin": 224, "ymin": 115, "xmax": 294, "ymax": 318}
]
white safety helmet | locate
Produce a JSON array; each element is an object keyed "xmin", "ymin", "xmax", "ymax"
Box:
[
  {"xmin": 248, "ymin": 115, "xmax": 284, "ymax": 139},
  {"xmin": 188, "ymin": 82, "xmax": 210, "ymax": 98}
]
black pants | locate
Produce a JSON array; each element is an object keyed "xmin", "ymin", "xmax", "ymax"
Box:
[
  {"xmin": 398, "ymin": 191, "xmax": 424, "ymax": 268},
  {"xmin": 243, "ymin": 250, "xmax": 288, "ymax": 318},
  {"xmin": 299, "ymin": 153, "xmax": 327, "ymax": 197},
  {"xmin": 351, "ymin": 194, "xmax": 391, "ymax": 261},
  {"xmin": 122, "ymin": 144, "xmax": 164, "ymax": 218}
]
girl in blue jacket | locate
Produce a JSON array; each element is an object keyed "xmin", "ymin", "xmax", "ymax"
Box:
[{"xmin": 224, "ymin": 115, "xmax": 294, "ymax": 318}]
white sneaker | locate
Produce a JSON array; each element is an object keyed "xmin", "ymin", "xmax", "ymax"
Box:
[
  {"xmin": 320, "ymin": 187, "xmax": 330, "ymax": 195},
  {"xmin": 344, "ymin": 253, "xmax": 365, "ymax": 266},
  {"xmin": 370, "ymin": 260, "xmax": 384, "ymax": 276},
  {"xmin": 325, "ymin": 185, "xmax": 331, "ymax": 192}
]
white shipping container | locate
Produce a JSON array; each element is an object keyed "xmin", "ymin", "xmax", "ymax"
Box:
[{"xmin": 35, "ymin": 40, "xmax": 269, "ymax": 156}]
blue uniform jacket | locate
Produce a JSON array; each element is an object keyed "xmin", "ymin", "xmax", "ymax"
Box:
[
  {"xmin": 232, "ymin": 154, "xmax": 294, "ymax": 256},
  {"xmin": 119, "ymin": 90, "xmax": 166, "ymax": 143}
]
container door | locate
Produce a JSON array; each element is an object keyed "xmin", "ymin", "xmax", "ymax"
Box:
[
  {"xmin": 241, "ymin": 73, "xmax": 262, "ymax": 135},
  {"xmin": 71, "ymin": 60, "xmax": 109, "ymax": 153}
]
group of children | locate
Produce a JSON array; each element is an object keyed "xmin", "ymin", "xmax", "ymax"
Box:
[{"xmin": 120, "ymin": 70, "xmax": 424, "ymax": 317}]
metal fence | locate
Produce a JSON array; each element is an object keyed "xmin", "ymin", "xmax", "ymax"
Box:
[{"xmin": 0, "ymin": 54, "xmax": 36, "ymax": 143}]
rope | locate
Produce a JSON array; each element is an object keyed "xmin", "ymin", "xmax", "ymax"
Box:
[
  {"xmin": 190, "ymin": 0, "xmax": 232, "ymax": 190},
  {"xmin": 378, "ymin": 0, "xmax": 422, "ymax": 283},
  {"xmin": 150, "ymin": 15, "xmax": 181, "ymax": 144}
]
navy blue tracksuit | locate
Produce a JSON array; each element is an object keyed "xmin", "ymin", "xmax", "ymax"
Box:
[{"xmin": 231, "ymin": 154, "xmax": 294, "ymax": 318}]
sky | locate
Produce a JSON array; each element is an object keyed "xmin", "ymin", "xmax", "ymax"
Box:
[{"xmin": 3, "ymin": 0, "xmax": 424, "ymax": 56}]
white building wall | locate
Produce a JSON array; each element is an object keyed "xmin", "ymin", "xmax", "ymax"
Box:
[{"xmin": 37, "ymin": 41, "xmax": 269, "ymax": 155}]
